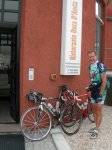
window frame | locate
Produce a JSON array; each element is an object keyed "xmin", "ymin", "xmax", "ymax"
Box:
[
  {"xmin": 95, "ymin": 0, "xmax": 104, "ymax": 61},
  {"xmin": 0, "ymin": 0, "xmax": 19, "ymax": 23}
]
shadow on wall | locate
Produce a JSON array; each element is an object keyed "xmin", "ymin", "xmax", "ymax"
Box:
[{"xmin": 105, "ymin": 77, "xmax": 112, "ymax": 106}]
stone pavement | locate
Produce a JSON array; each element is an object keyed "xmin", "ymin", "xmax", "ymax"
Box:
[
  {"xmin": 25, "ymin": 105, "xmax": 112, "ymax": 150},
  {"xmin": 25, "ymin": 134, "xmax": 57, "ymax": 150},
  {"xmin": 61, "ymin": 105, "xmax": 112, "ymax": 150},
  {"xmin": 0, "ymin": 105, "xmax": 112, "ymax": 150},
  {"xmin": 25, "ymin": 127, "xmax": 72, "ymax": 150}
]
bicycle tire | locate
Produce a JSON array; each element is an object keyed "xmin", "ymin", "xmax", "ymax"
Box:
[
  {"xmin": 20, "ymin": 105, "xmax": 52, "ymax": 141},
  {"xmin": 60, "ymin": 103, "xmax": 82, "ymax": 136},
  {"xmin": 88, "ymin": 99, "xmax": 94, "ymax": 123}
]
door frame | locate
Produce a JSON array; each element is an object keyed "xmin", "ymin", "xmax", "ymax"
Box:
[{"xmin": 0, "ymin": 0, "xmax": 22, "ymax": 123}]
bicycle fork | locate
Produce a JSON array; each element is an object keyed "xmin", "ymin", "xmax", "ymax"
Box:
[{"xmin": 35, "ymin": 104, "xmax": 44, "ymax": 123}]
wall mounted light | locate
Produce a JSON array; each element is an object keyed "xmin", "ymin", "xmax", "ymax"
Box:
[{"xmin": 50, "ymin": 74, "xmax": 57, "ymax": 81}]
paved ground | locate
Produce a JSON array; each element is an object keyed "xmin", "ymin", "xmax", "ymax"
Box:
[
  {"xmin": 24, "ymin": 105, "xmax": 112, "ymax": 150},
  {"xmin": 25, "ymin": 134, "xmax": 57, "ymax": 150},
  {"xmin": 0, "ymin": 105, "xmax": 112, "ymax": 150},
  {"xmin": 61, "ymin": 105, "xmax": 112, "ymax": 150}
]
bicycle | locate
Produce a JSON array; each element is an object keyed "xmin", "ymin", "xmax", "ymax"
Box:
[
  {"xmin": 60, "ymin": 85, "xmax": 94, "ymax": 136},
  {"xmin": 20, "ymin": 85, "xmax": 73, "ymax": 141}
]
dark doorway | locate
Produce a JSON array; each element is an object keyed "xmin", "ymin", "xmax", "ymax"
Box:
[
  {"xmin": 0, "ymin": 0, "xmax": 21, "ymax": 124},
  {"xmin": 0, "ymin": 27, "xmax": 19, "ymax": 123}
]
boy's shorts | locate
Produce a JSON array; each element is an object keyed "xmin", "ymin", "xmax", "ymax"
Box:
[{"xmin": 91, "ymin": 89, "xmax": 107, "ymax": 104}]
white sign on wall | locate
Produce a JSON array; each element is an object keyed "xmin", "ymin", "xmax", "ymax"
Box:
[
  {"xmin": 29, "ymin": 68, "xmax": 34, "ymax": 80},
  {"xmin": 60, "ymin": 0, "xmax": 83, "ymax": 75}
]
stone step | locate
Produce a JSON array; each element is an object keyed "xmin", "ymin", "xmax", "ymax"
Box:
[{"xmin": 0, "ymin": 124, "xmax": 21, "ymax": 133}]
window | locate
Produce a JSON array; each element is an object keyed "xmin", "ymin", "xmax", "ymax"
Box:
[
  {"xmin": 95, "ymin": 21, "xmax": 103, "ymax": 61},
  {"xmin": 0, "ymin": 33, "xmax": 15, "ymax": 46},
  {"xmin": 0, "ymin": 13, "xmax": 1, "ymax": 21},
  {"xmin": 95, "ymin": 1, "xmax": 104, "ymax": 61},
  {"xmin": 0, "ymin": 0, "xmax": 19, "ymax": 23},
  {"xmin": 0, "ymin": 1, "xmax": 2, "ymax": 9},
  {"xmin": 4, "ymin": 12, "xmax": 18, "ymax": 22},
  {"xmin": 4, "ymin": 1, "xmax": 19, "ymax": 11},
  {"xmin": 96, "ymin": 1, "xmax": 104, "ymax": 21}
]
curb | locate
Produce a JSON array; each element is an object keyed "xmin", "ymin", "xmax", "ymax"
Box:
[{"xmin": 50, "ymin": 127, "xmax": 72, "ymax": 150}]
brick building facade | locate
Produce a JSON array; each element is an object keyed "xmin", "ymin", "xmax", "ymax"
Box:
[{"xmin": 0, "ymin": 0, "xmax": 112, "ymax": 122}]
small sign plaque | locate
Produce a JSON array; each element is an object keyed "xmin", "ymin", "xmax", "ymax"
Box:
[{"xmin": 29, "ymin": 68, "xmax": 34, "ymax": 80}]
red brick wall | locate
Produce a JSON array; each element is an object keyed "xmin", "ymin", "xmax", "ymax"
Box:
[{"xmin": 20, "ymin": 0, "xmax": 96, "ymax": 114}]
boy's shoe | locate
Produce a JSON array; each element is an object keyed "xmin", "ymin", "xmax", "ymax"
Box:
[
  {"xmin": 90, "ymin": 130, "xmax": 98, "ymax": 139},
  {"xmin": 88, "ymin": 127, "xmax": 96, "ymax": 133}
]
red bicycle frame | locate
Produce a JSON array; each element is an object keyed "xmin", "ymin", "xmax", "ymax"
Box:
[
  {"xmin": 62, "ymin": 89, "xmax": 91, "ymax": 118},
  {"xmin": 75, "ymin": 93, "xmax": 90, "ymax": 118}
]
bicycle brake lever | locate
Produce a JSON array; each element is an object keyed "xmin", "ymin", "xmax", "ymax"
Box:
[
  {"xmin": 42, "ymin": 97, "xmax": 47, "ymax": 101},
  {"xmin": 75, "ymin": 96, "xmax": 82, "ymax": 101}
]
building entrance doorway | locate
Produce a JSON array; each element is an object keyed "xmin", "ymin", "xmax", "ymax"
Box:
[
  {"xmin": 0, "ymin": 27, "xmax": 19, "ymax": 123},
  {"xmin": 0, "ymin": 0, "xmax": 21, "ymax": 124}
]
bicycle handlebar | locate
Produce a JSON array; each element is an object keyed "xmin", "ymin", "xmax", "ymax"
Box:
[
  {"xmin": 27, "ymin": 84, "xmax": 91, "ymax": 104},
  {"xmin": 46, "ymin": 97, "xmax": 59, "ymax": 100},
  {"xmin": 85, "ymin": 87, "xmax": 90, "ymax": 92},
  {"xmin": 75, "ymin": 96, "xmax": 82, "ymax": 101}
]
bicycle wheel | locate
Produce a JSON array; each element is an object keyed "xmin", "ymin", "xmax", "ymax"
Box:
[
  {"xmin": 60, "ymin": 103, "xmax": 82, "ymax": 135},
  {"xmin": 20, "ymin": 106, "xmax": 52, "ymax": 141},
  {"xmin": 88, "ymin": 99, "xmax": 94, "ymax": 123}
]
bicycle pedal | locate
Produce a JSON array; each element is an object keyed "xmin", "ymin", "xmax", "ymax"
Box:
[
  {"xmin": 52, "ymin": 123, "xmax": 58, "ymax": 128},
  {"xmin": 51, "ymin": 125, "xmax": 55, "ymax": 129},
  {"xmin": 54, "ymin": 120, "xmax": 58, "ymax": 125}
]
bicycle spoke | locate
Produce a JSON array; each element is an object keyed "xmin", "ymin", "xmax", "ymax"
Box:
[
  {"xmin": 20, "ymin": 106, "xmax": 52, "ymax": 141},
  {"xmin": 60, "ymin": 104, "xmax": 82, "ymax": 135}
]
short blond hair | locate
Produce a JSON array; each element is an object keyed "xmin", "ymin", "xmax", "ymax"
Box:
[{"xmin": 87, "ymin": 50, "xmax": 96, "ymax": 55}]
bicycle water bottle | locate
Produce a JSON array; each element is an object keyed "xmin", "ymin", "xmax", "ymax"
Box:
[
  {"xmin": 68, "ymin": 91, "xmax": 74, "ymax": 97},
  {"xmin": 79, "ymin": 103, "xmax": 83, "ymax": 109},
  {"xmin": 83, "ymin": 101, "xmax": 88, "ymax": 110},
  {"xmin": 56, "ymin": 101, "xmax": 60, "ymax": 113},
  {"xmin": 47, "ymin": 103, "xmax": 56, "ymax": 112}
]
